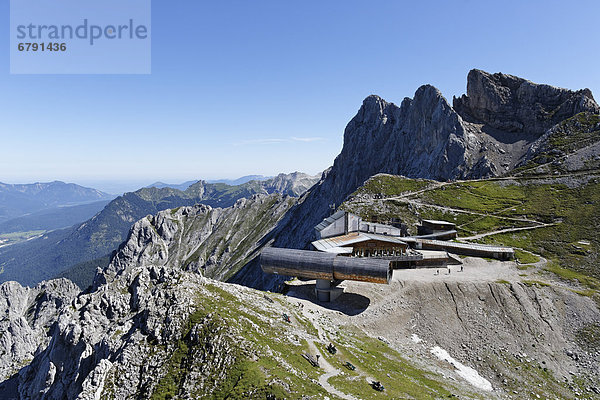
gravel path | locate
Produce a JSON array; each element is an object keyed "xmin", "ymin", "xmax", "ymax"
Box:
[
  {"xmin": 296, "ymin": 299, "xmax": 360, "ymax": 400},
  {"xmin": 386, "ymin": 198, "xmax": 544, "ymax": 225},
  {"xmin": 307, "ymin": 339, "xmax": 358, "ymax": 400},
  {"xmin": 459, "ymin": 223, "xmax": 557, "ymax": 241}
]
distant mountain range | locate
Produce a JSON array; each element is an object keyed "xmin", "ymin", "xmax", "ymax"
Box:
[
  {"xmin": 0, "ymin": 181, "xmax": 114, "ymax": 224},
  {"xmin": 146, "ymin": 175, "xmax": 272, "ymax": 191},
  {"xmin": 0, "ymin": 172, "xmax": 320, "ymax": 288},
  {"xmin": 207, "ymin": 175, "xmax": 271, "ymax": 186},
  {"xmin": 144, "ymin": 180, "xmax": 198, "ymax": 191}
]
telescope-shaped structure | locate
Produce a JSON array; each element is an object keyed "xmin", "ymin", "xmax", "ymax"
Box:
[{"xmin": 260, "ymin": 247, "xmax": 392, "ymax": 301}]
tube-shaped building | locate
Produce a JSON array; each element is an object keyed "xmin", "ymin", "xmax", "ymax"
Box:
[{"xmin": 260, "ymin": 247, "xmax": 392, "ymax": 284}]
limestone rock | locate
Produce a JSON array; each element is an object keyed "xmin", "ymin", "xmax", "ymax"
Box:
[
  {"xmin": 0, "ymin": 279, "xmax": 79, "ymax": 381},
  {"xmin": 453, "ymin": 69, "xmax": 600, "ymax": 135},
  {"xmin": 261, "ymin": 172, "xmax": 320, "ymax": 197},
  {"xmin": 17, "ymin": 194, "xmax": 294, "ymax": 398}
]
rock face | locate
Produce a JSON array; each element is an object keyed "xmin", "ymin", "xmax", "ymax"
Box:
[
  {"xmin": 18, "ymin": 223, "xmax": 209, "ymax": 399},
  {"xmin": 107, "ymin": 194, "xmax": 295, "ymax": 283},
  {"xmin": 453, "ymin": 69, "xmax": 600, "ymax": 135},
  {"xmin": 326, "ymin": 68, "xmax": 599, "ymax": 201},
  {"xmin": 0, "ymin": 279, "xmax": 79, "ymax": 381},
  {"xmin": 335, "ymin": 86, "xmax": 477, "ymax": 186}
]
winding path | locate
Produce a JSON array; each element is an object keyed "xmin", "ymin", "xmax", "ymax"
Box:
[
  {"xmin": 305, "ymin": 339, "xmax": 358, "ymax": 400},
  {"xmin": 295, "ymin": 303, "xmax": 360, "ymax": 400},
  {"xmin": 388, "ymin": 198, "xmax": 545, "ymax": 225},
  {"xmin": 459, "ymin": 223, "xmax": 558, "ymax": 241}
]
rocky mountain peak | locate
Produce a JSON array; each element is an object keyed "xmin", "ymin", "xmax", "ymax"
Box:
[
  {"xmin": 354, "ymin": 86, "xmax": 451, "ymax": 131},
  {"xmin": 261, "ymin": 172, "xmax": 320, "ymax": 197},
  {"xmin": 348, "ymin": 95, "xmax": 391, "ymax": 133},
  {"xmin": 414, "ymin": 83, "xmax": 446, "ymax": 103},
  {"xmin": 453, "ymin": 69, "xmax": 600, "ymax": 135},
  {"xmin": 338, "ymin": 81, "xmax": 469, "ymax": 195},
  {"xmin": 360, "ymin": 94, "xmax": 388, "ymax": 111}
]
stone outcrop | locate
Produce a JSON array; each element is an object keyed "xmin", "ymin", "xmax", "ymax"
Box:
[
  {"xmin": 0, "ymin": 279, "xmax": 79, "ymax": 381},
  {"xmin": 335, "ymin": 86, "xmax": 477, "ymax": 186},
  {"xmin": 453, "ymin": 69, "xmax": 600, "ymax": 135},
  {"xmin": 18, "ymin": 223, "xmax": 208, "ymax": 399}
]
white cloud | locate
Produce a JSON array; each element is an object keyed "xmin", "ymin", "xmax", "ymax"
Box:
[{"xmin": 290, "ymin": 136, "xmax": 325, "ymax": 143}]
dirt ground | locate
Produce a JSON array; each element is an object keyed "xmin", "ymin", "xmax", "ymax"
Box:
[
  {"xmin": 391, "ymin": 256, "xmax": 524, "ymax": 283},
  {"xmin": 284, "ymin": 255, "xmax": 600, "ymax": 399}
]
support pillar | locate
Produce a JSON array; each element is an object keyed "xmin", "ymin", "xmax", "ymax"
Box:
[{"xmin": 315, "ymin": 279, "xmax": 345, "ymax": 302}]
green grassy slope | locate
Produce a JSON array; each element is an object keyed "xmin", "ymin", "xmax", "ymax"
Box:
[
  {"xmin": 342, "ymin": 173, "xmax": 600, "ymax": 294},
  {"xmin": 134, "ymin": 282, "xmax": 469, "ymax": 400}
]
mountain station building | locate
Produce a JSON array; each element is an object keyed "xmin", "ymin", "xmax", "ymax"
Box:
[{"xmin": 311, "ymin": 211, "xmax": 513, "ymax": 264}]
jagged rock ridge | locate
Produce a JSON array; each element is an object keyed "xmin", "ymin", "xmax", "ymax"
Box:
[
  {"xmin": 0, "ymin": 172, "xmax": 318, "ymax": 288},
  {"xmin": 16, "ymin": 195, "xmax": 297, "ymax": 399}
]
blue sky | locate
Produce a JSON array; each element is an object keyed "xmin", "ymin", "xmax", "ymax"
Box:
[{"xmin": 1, "ymin": 0, "xmax": 599, "ymax": 193}]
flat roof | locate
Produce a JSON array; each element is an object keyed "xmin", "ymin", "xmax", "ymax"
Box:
[
  {"xmin": 422, "ymin": 219, "xmax": 456, "ymax": 225},
  {"xmin": 312, "ymin": 232, "xmax": 408, "ymax": 253},
  {"xmin": 405, "ymin": 230, "xmax": 457, "ymax": 239},
  {"xmin": 416, "ymin": 250, "xmax": 450, "ymax": 260},
  {"xmin": 362, "ymin": 220, "xmax": 401, "ymax": 230},
  {"xmin": 323, "ymin": 247, "xmax": 353, "ymax": 255},
  {"xmin": 315, "ymin": 210, "xmax": 346, "ymax": 232},
  {"xmin": 402, "ymin": 238, "xmax": 513, "ymax": 254}
]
